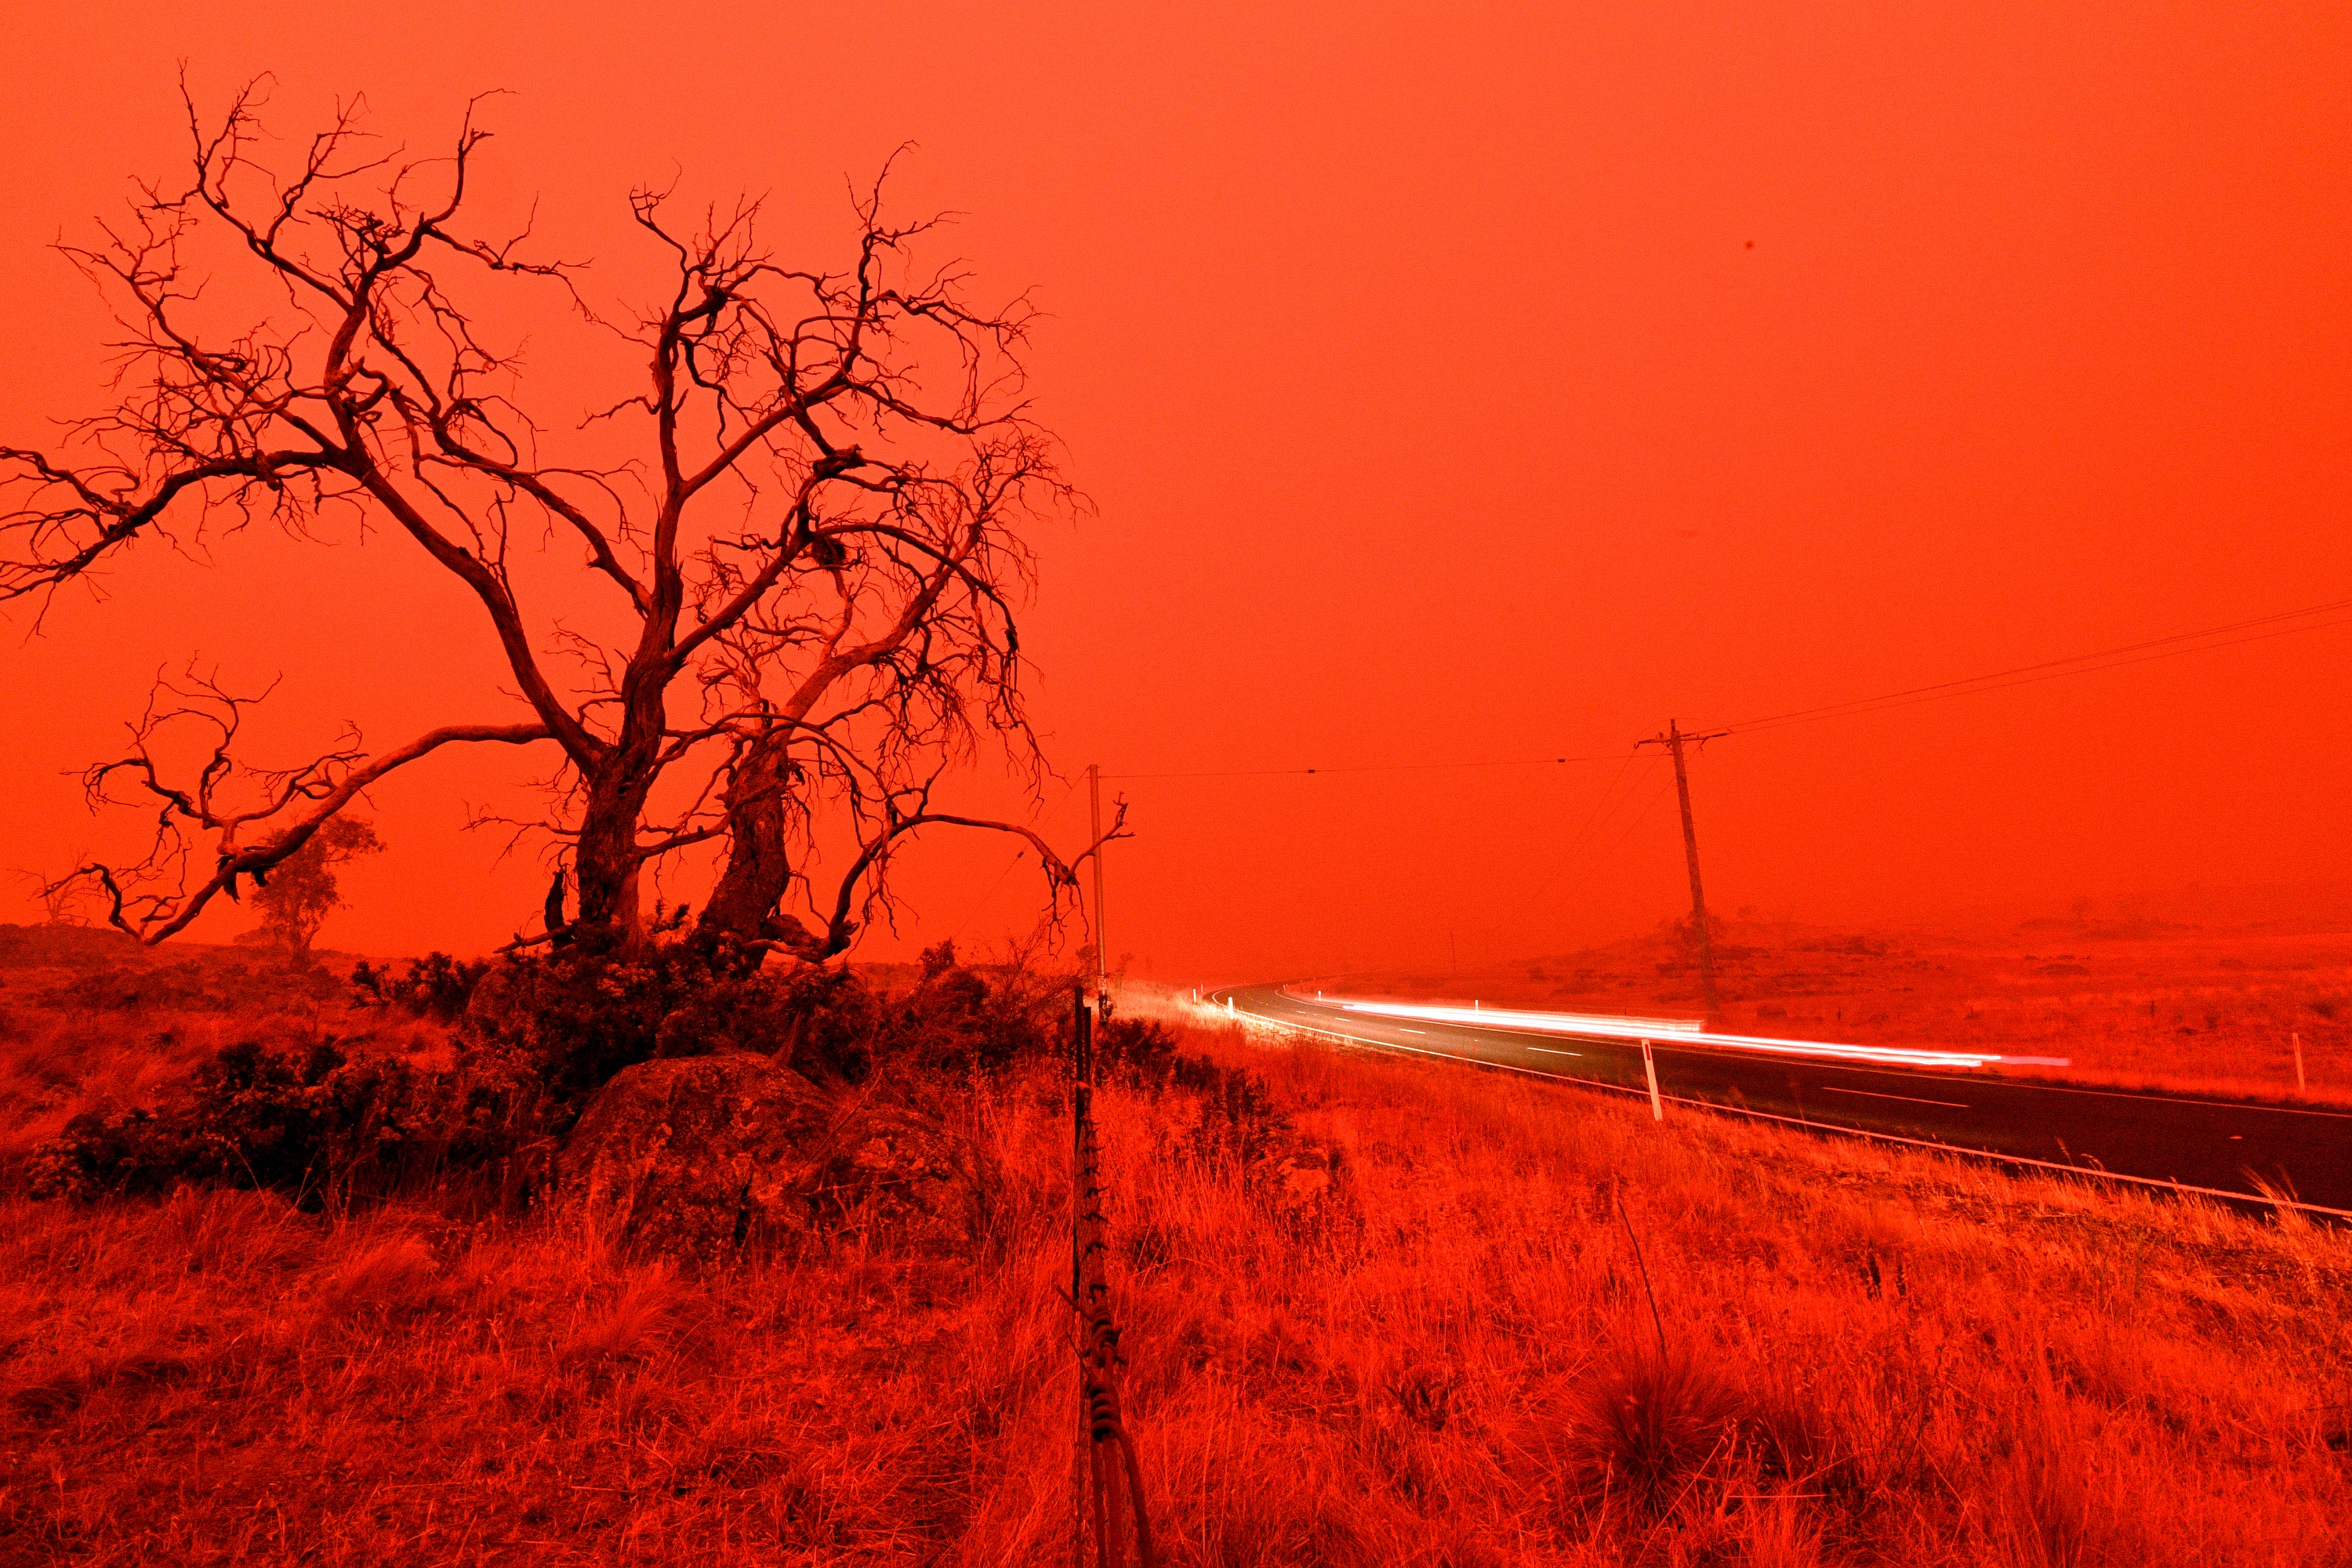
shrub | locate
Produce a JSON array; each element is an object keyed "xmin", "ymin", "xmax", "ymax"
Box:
[
  {"xmin": 450, "ymin": 932, "xmax": 1089, "ymax": 1108},
  {"xmin": 31, "ymin": 1037, "xmax": 530, "ymax": 1204},
  {"xmin": 189, "ymin": 1038, "xmax": 350, "ymax": 1189},
  {"xmin": 353, "ymin": 953, "xmax": 491, "ymax": 1020},
  {"xmin": 460, "ymin": 940, "xmax": 784, "ymax": 1106},
  {"xmin": 581, "ymin": 936, "xmax": 1064, "ymax": 1089},
  {"xmin": 651, "ymin": 973, "xmax": 803, "ymax": 1061},
  {"xmin": 1187, "ymin": 1061, "xmax": 1295, "ymax": 1167},
  {"xmin": 771, "ymin": 963, "xmax": 887, "ymax": 1081},
  {"xmin": 879, "ymin": 942, "xmax": 1060, "ymax": 1078},
  {"xmin": 29, "ymin": 1105, "xmax": 199, "ymax": 1200},
  {"xmin": 1094, "ymin": 1012, "xmax": 1184, "ymax": 1087}
]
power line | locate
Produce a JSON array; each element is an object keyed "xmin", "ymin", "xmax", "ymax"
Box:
[
  {"xmin": 1572, "ymin": 768, "xmax": 1679, "ymax": 889},
  {"xmin": 936, "ymin": 778, "xmax": 1082, "ymax": 943},
  {"xmin": 1098, "ymin": 593, "xmax": 2350, "ymax": 782},
  {"xmin": 1551, "ymin": 750, "xmax": 1646, "ymax": 873},
  {"xmin": 1715, "ymin": 596, "xmax": 2352, "ymax": 738},
  {"xmin": 1511, "ymin": 751, "xmax": 1655, "ymax": 908},
  {"xmin": 1457, "ymin": 758, "xmax": 1675, "ymax": 967},
  {"xmin": 1104, "ymin": 750, "xmax": 1634, "ymax": 781}
]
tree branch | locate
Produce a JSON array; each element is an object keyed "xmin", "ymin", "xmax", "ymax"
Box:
[{"xmin": 68, "ymin": 716, "xmax": 551, "ymax": 946}]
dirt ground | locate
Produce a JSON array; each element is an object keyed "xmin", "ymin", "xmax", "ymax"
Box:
[{"xmin": 1341, "ymin": 886, "xmax": 2352, "ymax": 1104}]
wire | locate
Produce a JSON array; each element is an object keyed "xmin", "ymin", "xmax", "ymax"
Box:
[
  {"xmin": 1720, "ymin": 613, "xmax": 2352, "ymax": 739},
  {"xmin": 1094, "ymin": 595, "xmax": 2351, "ymax": 783},
  {"xmin": 1514, "ymin": 751, "xmax": 1654, "ymax": 909},
  {"xmin": 1461, "ymin": 753, "xmax": 1667, "ymax": 957},
  {"xmin": 1104, "ymin": 750, "xmax": 1635, "ymax": 781},
  {"xmin": 1715, "ymin": 596, "xmax": 2352, "ymax": 738},
  {"xmin": 1465, "ymin": 767, "xmax": 1678, "ymax": 963},
  {"xmin": 935, "ymin": 778, "xmax": 1083, "ymax": 944},
  {"xmin": 1583, "ymin": 768, "xmax": 1679, "ymax": 880}
]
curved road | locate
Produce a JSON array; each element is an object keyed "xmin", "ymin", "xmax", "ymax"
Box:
[{"xmin": 1211, "ymin": 985, "xmax": 2352, "ymax": 1218}]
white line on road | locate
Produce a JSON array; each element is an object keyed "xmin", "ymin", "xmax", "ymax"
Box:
[
  {"xmin": 1529, "ymin": 1047, "xmax": 1582, "ymax": 1057},
  {"xmin": 1820, "ymin": 1085, "xmax": 1971, "ymax": 1109}
]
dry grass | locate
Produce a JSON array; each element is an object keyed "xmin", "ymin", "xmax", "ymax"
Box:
[{"xmin": 2, "ymin": 979, "xmax": 2347, "ymax": 1564}]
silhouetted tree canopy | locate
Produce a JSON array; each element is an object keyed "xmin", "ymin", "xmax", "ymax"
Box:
[{"xmin": 2, "ymin": 82, "xmax": 1121, "ymax": 957}]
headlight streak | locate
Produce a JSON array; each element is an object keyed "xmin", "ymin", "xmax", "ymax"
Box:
[{"xmin": 1330, "ymin": 999, "xmax": 2068, "ymax": 1070}]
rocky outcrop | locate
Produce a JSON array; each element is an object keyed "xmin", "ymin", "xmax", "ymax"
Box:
[{"xmin": 557, "ymin": 1052, "xmax": 983, "ymax": 1258}]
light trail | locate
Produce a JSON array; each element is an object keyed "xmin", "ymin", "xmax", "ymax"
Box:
[{"xmin": 1329, "ymin": 998, "xmax": 2070, "ymax": 1071}]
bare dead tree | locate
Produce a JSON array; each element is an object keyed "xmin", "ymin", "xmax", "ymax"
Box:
[{"xmin": 3, "ymin": 81, "xmax": 1114, "ymax": 955}]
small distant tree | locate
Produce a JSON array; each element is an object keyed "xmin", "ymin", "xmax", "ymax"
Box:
[
  {"xmin": 18, "ymin": 859, "xmax": 96, "ymax": 926},
  {"xmin": 248, "ymin": 816, "xmax": 384, "ymax": 951}
]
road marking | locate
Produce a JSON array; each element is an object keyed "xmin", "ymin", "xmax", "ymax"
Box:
[
  {"xmin": 1398, "ymin": 1028, "xmax": 1427, "ymax": 1034},
  {"xmin": 1529, "ymin": 1047, "xmax": 1582, "ymax": 1057},
  {"xmin": 1819, "ymin": 1085, "xmax": 1971, "ymax": 1109}
]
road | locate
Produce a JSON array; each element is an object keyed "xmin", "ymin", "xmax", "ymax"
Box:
[{"xmin": 1210, "ymin": 985, "xmax": 2352, "ymax": 1218}]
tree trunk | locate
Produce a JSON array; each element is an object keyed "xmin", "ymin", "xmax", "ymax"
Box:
[
  {"xmin": 698, "ymin": 731, "xmax": 797, "ymax": 943},
  {"xmin": 573, "ymin": 764, "xmax": 650, "ymax": 952}
]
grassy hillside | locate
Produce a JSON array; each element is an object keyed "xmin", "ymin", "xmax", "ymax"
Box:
[{"xmin": 0, "ymin": 944, "xmax": 2345, "ymax": 1563}]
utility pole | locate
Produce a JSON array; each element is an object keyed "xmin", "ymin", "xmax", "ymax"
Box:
[
  {"xmin": 1638, "ymin": 720, "xmax": 1729, "ymax": 1019},
  {"xmin": 1087, "ymin": 762, "xmax": 1109, "ymax": 1005}
]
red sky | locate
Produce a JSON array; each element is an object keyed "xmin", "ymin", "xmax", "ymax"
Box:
[{"xmin": 2, "ymin": 2, "xmax": 2346, "ymax": 982}]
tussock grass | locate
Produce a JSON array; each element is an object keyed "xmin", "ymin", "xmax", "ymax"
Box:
[{"xmin": 2, "ymin": 1009, "xmax": 2347, "ymax": 1563}]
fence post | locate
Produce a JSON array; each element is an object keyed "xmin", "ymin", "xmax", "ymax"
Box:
[
  {"xmin": 1071, "ymin": 989, "xmax": 1156, "ymax": 1567},
  {"xmin": 1071, "ymin": 986, "xmax": 1089, "ymax": 1568}
]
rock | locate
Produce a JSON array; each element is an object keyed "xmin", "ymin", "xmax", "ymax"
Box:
[
  {"xmin": 797, "ymin": 1102, "xmax": 979, "ymax": 1246},
  {"xmin": 1269, "ymin": 1136, "xmax": 1348, "ymax": 1213},
  {"xmin": 557, "ymin": 1052, "xmax": 984, "ymax": 1258}
]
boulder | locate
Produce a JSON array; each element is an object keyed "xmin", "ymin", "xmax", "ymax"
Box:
[
  {"xmin": 1269, "ymin": 1136, "xmax": 1348, "ymax": 1211},
  {"xmin": 558, "ymin": 1052, "xmax": 983, "ymax": 1258},
  {"xmin": 796, "ymin": 1100, "xmax": 980, "ymax": 1245}
]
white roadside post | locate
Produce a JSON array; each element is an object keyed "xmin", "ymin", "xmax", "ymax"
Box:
[
  {"xmin": 2294, "ymin": 1031, "xmax": 2307, "ymax": 1094},
  {"xmin": 1642, "ymin": 1037, "xmax": 1664, "ymax": 1121},
  {"xmin": 1226, "ymin": 996, "xmax": 1235, "ymax": 1018}
]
